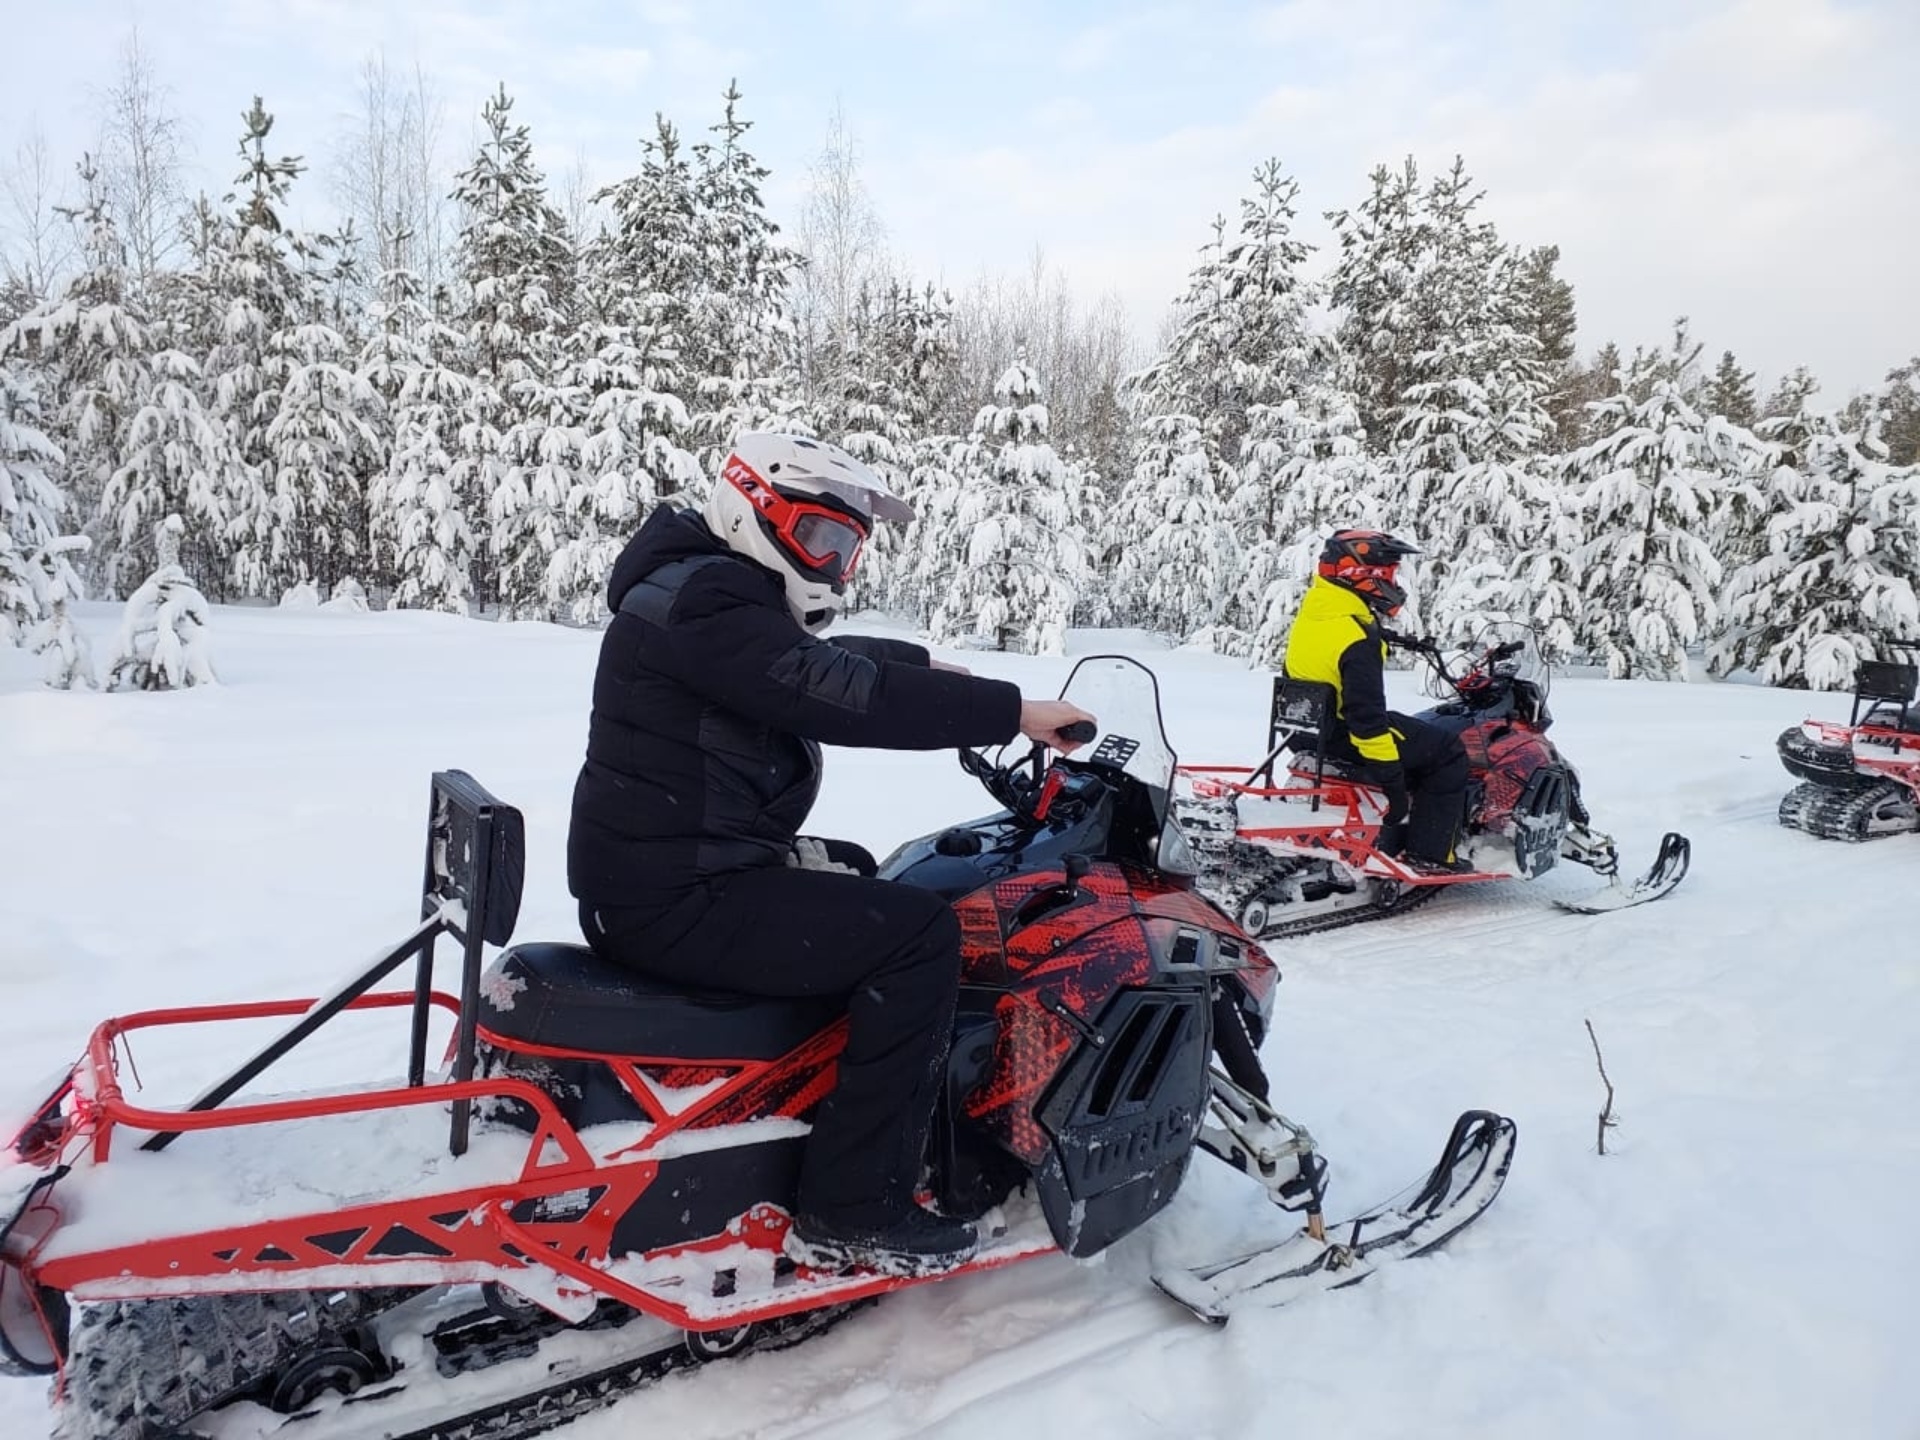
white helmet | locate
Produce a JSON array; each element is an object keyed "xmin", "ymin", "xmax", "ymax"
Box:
[{"xmin": 703, "ymin": 432, "xmax": 914, "ymax": 633}]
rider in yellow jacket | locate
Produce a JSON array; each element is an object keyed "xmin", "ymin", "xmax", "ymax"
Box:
[{"xmin": 1283, "ymin": 530, "xmax": 1469, "ymax": 868}]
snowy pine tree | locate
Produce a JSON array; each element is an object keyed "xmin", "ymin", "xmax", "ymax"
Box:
[
  {"xmin": 105, "ymin": 514, "xmax": 216, "ymax": 690},
  {"xmin": 686, "ymin": 85, "xmax": 803, "ymax": 476},
  {"xmin": 1704, "ymin": 350, "xmax": 1758, "ymax": 428},
  {"xmin": 99, "ymin": 346, "xmax": 228, "ymax": 589},
  {"xmin": 449, "ymin": 86, "xmax": 577, "ymax": 615},
  {"xmin": 1327, "ymin": 158, "xmax": 1423, "ymax": 447},
  {"xmin": 206, "ymin": 101, "xmax": 310, "ymax": 598},
  {"xmin": 1109, "ymin": 412, "xmax": 1235, "ymax": 639},
  {"xmin": 1236, "ymin": 383, "xmax": 1388, "ymax": 664},
  {"xmin": 1714, "ymin": 387, "xmax": 1920, "ymax": 688},
  {"xmin": 0, "ymin": 157, "xmax": 155, "ymax": 593},
  {"xmin": 0, "ymin": 364, "xmax": 68, "ymax": 640},
  {"xmin": 27, "ymin": 537, "xmax": 95, "ymax": 688},
  {"xmin": 261, "ymin": 313, "xmax": 379, "ymax": 593},
  {"xmin": 929, "ymin": 357, "xmax": 1088, "ymax": 655},
  {"xmin": 1567, "ymin": 345, "xmax": 1764, "ymax": 679},
  {"xmin": 588, "ymin": 116, "xmax": 702, "ymax": 492},
  {"xmin": 1386, "ymin": 161, "xmax": 1551, "ymax": 634},
  {"xmin": 363, "ymin": 246, "xmax": 476, "ymax": 614}
]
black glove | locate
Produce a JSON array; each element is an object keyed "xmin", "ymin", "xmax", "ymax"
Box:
[{"xmin": 1361, "ymin": 759, "xmax": 1410, "ymax": 826}]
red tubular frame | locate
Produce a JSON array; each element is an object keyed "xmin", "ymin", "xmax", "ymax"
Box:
[
  {"xmin": 1177, "ymin": 763, "xmax": 1496, "ymax": 886},
  {"xmin": 16, "ymin": 992, "xmax": 1057, "ymax": 1333}
]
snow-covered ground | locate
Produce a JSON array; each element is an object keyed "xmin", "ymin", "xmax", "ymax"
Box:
[{"xmin": 2, "ymin": 603, "xmax": 1915, "ymax": 1440}]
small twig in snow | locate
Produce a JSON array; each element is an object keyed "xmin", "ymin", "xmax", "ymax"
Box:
[{"xmin": 1585, "ymin": 1018, "xmax": 1617, "ymax": 1155}]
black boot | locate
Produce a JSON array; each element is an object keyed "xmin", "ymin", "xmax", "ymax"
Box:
[
  {"xmin": 1404, "ymin": 789, "xmax": 1468, "ymax": 868},
  {"xmin": 785, "ymin": 1204, "xmax": 978, "ymax": 1279}
]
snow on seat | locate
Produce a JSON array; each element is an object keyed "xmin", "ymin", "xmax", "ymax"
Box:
[{"xmin": 479, "ymin": 942, "xmax": 839, "ymax": 1061}]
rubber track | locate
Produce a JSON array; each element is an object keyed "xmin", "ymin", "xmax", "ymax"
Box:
[
  {"xmin": 54, "ymin": 1287, "xmax": 417, "ymax": 1440},
  {"xmin": 386, "ymin": 1301, "xmax": 866, "ymax": 1440},
  {"xmin": 51, "ymin": 1287, "xmax": 866, "ymax": 1440},
  {"xmin": 1195, "ymin": 842, "xmax": 1445, "ymax": 941},
  {"xmin": 1778, "ymin": 779, "xmax": 1919, "ymax": 842}
]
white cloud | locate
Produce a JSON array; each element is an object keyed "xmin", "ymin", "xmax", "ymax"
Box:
[
  {"xmin": 4, "ymin": 0, "xmax": 1909, "ymax": 396},
  {"xmin": 875, "ymin": 0, "xmax": 1917, "ymax": 394}
]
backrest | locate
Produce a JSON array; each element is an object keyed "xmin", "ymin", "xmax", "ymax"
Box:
[
  {"xmin": 1856, "ymin": 660, "xmax": 1918, "ymax": 706},
  {"xmin": 1269, "ymin": 675, "xmax": 1336, "ymax": 751},
  {"xmin": 424, "ymin": 768, "xmax": 526, "ymax": 948}
]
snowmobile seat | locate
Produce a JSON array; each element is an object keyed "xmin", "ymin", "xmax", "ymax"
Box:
[{"xmin": 478, "ymin": 942, "xmax": 841, "ymax": 1061}]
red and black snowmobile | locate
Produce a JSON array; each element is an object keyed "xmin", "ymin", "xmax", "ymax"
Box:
[
  {"xmin": 1775, "ymin": 646, "xmax": 1920, "ymax": 841},
  {"xmin": 1174, "ymin": 626, "xmax": 1692, "ymax": 939},
  {"xmin": 0, "ymin": 656, "xmax": 1515, "ymax": 1440}
]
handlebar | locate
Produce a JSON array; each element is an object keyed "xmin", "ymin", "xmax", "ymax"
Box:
[{"xmin": 1058, "ymin": 720, "xmax": 1098, "ymax": 744}]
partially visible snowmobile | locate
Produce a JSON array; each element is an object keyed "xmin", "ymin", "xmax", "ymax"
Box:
[
  {"xmin": 1174, "ymin": 625, "xmax": 1691, "ymax": 939},
  {"xmin": 1776, "ymin": 647, "xmax": 1920, "ymax": 841},
  {"xmin": 0, "ymin": 656, "xmax": 1515, "ymax": 1440}
]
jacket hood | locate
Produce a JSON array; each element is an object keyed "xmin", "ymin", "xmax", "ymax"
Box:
[{"xmin": 606, "ymin": 504, "xmax": 729, "ymax": 612}]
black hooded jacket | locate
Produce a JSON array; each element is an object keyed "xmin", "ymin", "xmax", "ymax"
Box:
[{"xmin": 567, "ymin": 505, "xmax": 1025, "ymax": 906}]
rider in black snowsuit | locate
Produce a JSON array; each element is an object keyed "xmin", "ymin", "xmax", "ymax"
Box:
[{"xmin": 567, "ymin": 433, "xmax": 1092, "ymax": 1278}]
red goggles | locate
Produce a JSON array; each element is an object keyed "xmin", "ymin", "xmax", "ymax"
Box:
[{"xmin": 724, "ymin": 456, "xmax": 869, "ymax": 582}]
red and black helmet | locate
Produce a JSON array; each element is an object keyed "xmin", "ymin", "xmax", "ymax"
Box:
[{"xmin": 1317, "ymin": 528, "xmax": 1420, "ymax": 616}]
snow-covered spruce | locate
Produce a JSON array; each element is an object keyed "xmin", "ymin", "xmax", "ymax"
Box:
[
  {"xmin": 28, "ymin": 537, "xmax": 96, "ymax": 688},
  {"xmin": 0, "ymin": 362, "xmax": 70, "ymax": 641},
  {"xmin": 1566, "ymin": 341, "xmax": 1766, "ymax": 680},
  {"xmin": 1236, "ymin": 384, "xmax": 1384, "ymax": 666},
  {"xmin": 1714, "ymin": 385, "xmax": 1920, "ymax": 689},
  {"xmin": 1108, "ymin": 412, "xmax": 1235, "ymax": 641},
  {"xmin": 362, "ymin": 250, "xmax": 478, "ymax": 617},
  {"xmin": 104, "ymin": 515, "xmax": 216, "ymax": 691},
  {"xmin": 927, "ymin": 355, "xmax": 1088, "ymax": 656},
  {"xmin": 449, "ymin": 86, "xmax": 577, "ymax": 618}
]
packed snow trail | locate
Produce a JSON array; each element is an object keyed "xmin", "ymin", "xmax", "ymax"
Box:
[{"xmin": 1, "ymin": 606, "xmax": 1914, "ymax": 1440}]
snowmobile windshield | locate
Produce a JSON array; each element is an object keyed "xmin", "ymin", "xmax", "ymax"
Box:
[
  {"xmin": 1055, "ymin": 654, "xmax": 1178, "ymax": 825},
  {"xmin": 1422, "ymin": 623, "xmax": 1552, "ymax": 702},
  {"xmin": 1469, "ymin": 622, "xmax": 1551, "ymax": 700}
]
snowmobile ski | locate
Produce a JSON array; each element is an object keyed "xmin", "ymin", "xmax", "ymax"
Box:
[
  {"xmin": 1152, "ymin": 1109, "xmax": 1516, "ymax": 1325},
  {"xmin": 1554, "ymin": 831, "xmax": 1691, "ymax": 914}
]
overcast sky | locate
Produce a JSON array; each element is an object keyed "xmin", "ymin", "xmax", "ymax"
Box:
[{"xmin": 5, "ymin": 0, "xmax": 1915, "ymax": 398}]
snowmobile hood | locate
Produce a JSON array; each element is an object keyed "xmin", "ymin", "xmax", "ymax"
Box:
[{"xmin": 606, "ymin": 504, "xmax": 762, "ymax": 613}]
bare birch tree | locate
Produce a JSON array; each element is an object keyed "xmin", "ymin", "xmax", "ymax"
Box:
[
  {"xmin": 94, "ymin": 26, "xmax": 187, "ymax": 292},
  {"xmin": 329, "ymin": 51, "xmax": 449, "ymax": 307},
  {"xmin": 795, "ymin": 103, "xmax": 886, "ymax": 396},
  {"xmin": 1, "ymin": 124, "xmax": 76, "ymax": 311}
]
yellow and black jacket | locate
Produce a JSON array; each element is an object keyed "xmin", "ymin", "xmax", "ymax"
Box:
[{"xmin": 1281, "ymin": 576, "xmax": 1398, "ymax": 764}]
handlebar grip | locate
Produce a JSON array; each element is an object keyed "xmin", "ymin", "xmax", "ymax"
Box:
[{"xmin": 1058, "ymin": 720, "xmax": 1098, "ymax": 743}]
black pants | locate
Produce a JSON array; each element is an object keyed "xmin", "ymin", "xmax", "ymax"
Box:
[
  {"xmin": 580, "ymin": 843, "xmax": 961, "ymax": 1231},
  {"xmin": 1335, "ymin": 713, "xmax": 1470, "ymax": 862}
]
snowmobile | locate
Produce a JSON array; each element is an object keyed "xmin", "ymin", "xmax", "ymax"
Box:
[
  {"xmin": 1174, "ymin": 625, "xmax": 1692, "ymax": 939},
  {"xmin": 0, "ymin": 656, "xmax": 1515, "ymax": 1440},
  {"xmin": 1775, "ymin": 646, "xmax": 1920, "ymax": 841}
]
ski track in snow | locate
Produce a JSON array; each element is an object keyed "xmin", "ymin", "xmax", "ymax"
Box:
[{"xmin": 2, "ymin": 606, "xmax": 1916, "ymax": 1440}]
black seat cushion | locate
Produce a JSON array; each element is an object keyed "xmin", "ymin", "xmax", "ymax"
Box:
[{"xmin": 478, "ymin": 942, "xmax": 840, "ymax": 1061}]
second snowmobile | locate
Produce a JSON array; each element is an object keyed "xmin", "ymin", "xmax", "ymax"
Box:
[
  {"xmin": 1775, "ymin": 647, "xmax": 1920, "ymax": 841},
  {"xmin": 1174, "ymin": 626, "xmax": 1691, "ymax": 939},
  {"xmin": 0, "ymin": 655, "xmax": 1515, "ymax": 1440}
]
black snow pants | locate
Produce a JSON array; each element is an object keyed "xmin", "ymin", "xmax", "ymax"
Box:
[
  {"xmin": 1334, "ymin": 712, "xmax": 1470, "ymax": 862},
  {"xmin": 579, "ymin": 841, "xmax": 961, "ymax": 1231}
]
